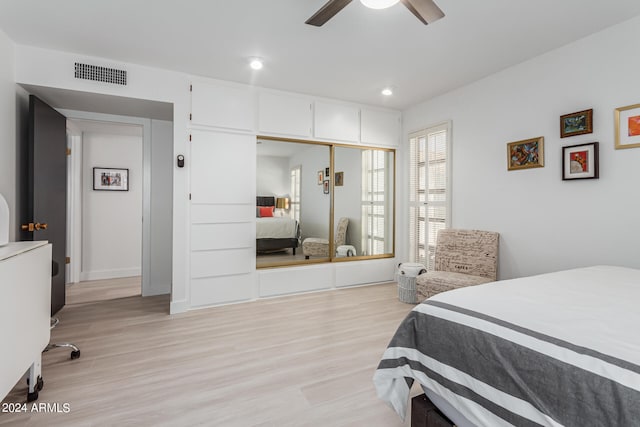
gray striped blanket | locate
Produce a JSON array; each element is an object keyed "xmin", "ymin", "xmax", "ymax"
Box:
[{"xmin": 373, "ymin": 266, "xmax": 640, "ymax": 426}]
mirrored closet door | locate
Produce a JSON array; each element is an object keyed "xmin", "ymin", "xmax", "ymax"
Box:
[{"xmin": 256, "ymin": 137, "xmax": 394, "ymax": 268}]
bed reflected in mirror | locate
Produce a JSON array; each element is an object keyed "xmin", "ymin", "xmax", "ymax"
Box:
[{"xmin": 256, "ymin": 139, "xmax": 330, "ymax": 268}]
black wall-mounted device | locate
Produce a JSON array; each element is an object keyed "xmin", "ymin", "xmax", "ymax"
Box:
[{"xmin": 177, "ymin": 155, "xmax": 185, "ymax": 168}]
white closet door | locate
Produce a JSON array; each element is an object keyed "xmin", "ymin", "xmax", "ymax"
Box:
[{"xmin": 189, "ymin": 130, "xmax": 256, "ymax": 306}]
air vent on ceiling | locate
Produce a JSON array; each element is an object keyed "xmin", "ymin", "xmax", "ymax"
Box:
[{"xmin": 74, "ymin": 62, "xmax": 127, "ymax": 85}]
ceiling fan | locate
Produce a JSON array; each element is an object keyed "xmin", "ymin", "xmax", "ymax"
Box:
[{"xmin": 305, "ymin": 0, "xmax": 444, "ymax": 27}]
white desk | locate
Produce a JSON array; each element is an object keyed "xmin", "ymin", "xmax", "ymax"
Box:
[{"xmin": 0, "ymin": 241, "xmax": 51, "ymax": 402}]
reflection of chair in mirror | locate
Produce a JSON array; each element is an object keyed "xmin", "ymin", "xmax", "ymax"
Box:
[
  {"xmin": 415, "ymin": 229, "xmax": 499, "ymax": 302},
  {"xmin": 302, "ymin": 217, "xmax": 349, "ymax": 259}
]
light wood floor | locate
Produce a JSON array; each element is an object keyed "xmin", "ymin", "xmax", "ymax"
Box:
[
  {"xmin": 2, "ymin": 283, "xmax": 420, "ymax": 426},
  {"xmin": 65, "ymin": 276, "xmax": 141, "ymax": 305}
]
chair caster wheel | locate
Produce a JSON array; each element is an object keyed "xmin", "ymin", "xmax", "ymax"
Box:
[
  {"xmin": 26, "ymin": 376, "xmax": 44, "ymax": 390},
  {"xmin": 27, "ymin": 390, "xmax": 38, "ymax": 402},
  {"xmin": 70, "ymin": 350, "xmax": 81, "ymax": 360}
]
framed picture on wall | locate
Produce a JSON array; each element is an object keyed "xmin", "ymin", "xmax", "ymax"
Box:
[
  {"xmin": 323, "ymin": 180, "xmax": 329, "ymax": 194},
  {"xmin": 317, "ymin": 170, "xmax": 323, "ymax": 185},
  {"xmin": 325, "ymin": 167, "xmax": 330, "ymax": 177},
  {"xmin": 335, "ymin": 171, "xmax": 344, "ymax": 186},
  {"xmin": 562, "ymin": 142, "xmax": 599, "ymax": 180},
  {"xmin": 93, "ymin": 167, "xmax": 129, "ymax": 191},
  {"xmin": 560, "ymin": 109, "xmax": 593, "ymax": 138},
  {"xmin": 615, "ymin": 103, "xmax": 640, "ymax": 149},
  {"xmin": 507, "ymin": 137, "xmax": 544, "ymax": 171}
]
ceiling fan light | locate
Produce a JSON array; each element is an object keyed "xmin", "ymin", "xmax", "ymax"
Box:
[{"xmin": 360, "ymin": 0, "xmax": 400, "ymax": 10}]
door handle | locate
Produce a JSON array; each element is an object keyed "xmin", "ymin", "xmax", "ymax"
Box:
[{"xmin": 21, "ymin": 222, "xmax": 48, "ymax": 232}]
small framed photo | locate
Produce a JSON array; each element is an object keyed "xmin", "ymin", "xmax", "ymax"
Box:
[
  {"xmin": 560, "ymin": 109, "xmax": 593, "ymax": 138},
  {"xmin": 93, "ymin": 167, "xmax": 129, "ymax": 191},
  {"xmin": 317, "ymin": 170, "xmax": 323, "ymax": 185},
  {"xmin": 615, "ymin": 103, "xmax": 640, "ymax": 149},
  {"xmin": 562, "ymin": 142, "xmax": 599, "ymax": 180},
  {"xmin": 507, "ymin": 137, "xmax": 544, "ymax": 171},
  {"xmin": 335, "ymin": 171, "xmax": 344, "ymax": 186},
  {"xmin": 325, "ymin": 167, "xmax": 330, "ymax": 177},
  {"xmin": 323, "ymin": 180, "xmax": 329, "ymax": 194}
]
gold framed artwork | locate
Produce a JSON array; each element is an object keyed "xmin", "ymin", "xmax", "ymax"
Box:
[
  {"xmin": 507, "ymin": 137, "xmax": 544, "ymax": 171},
  {"xmin": 560, "ymin": 109, "xmax": 593, "ymax": 138},
  {"xmin": 335, "ymin": 171, "xmax": 344, "ymax": 186},
  {"xmin": 615, "ymin": 103, "xmax": 640, "ymax": 149},
  {"xmin": 562, "ymin": 142, "xmax": 599, "ymax": 180}
]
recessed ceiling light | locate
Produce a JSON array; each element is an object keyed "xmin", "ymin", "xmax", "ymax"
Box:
[
  {"xmin": 360, "ymin": 0, "xmax": 399, "ymax": 9},
  {"xmin": 249, "ymin": 58, "xmax": 263, "ymax": 70},
  {"xmin": 381, "ymin": 88, "xmax": 393, "ymax": 96}
]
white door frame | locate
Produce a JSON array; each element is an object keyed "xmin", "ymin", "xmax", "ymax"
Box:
[{"xmin": 62, "ymin": 109, "xmax": 152, "ymax": 296}]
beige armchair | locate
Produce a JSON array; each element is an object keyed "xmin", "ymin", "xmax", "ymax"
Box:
[
  {"xmin": 416, "ymin": 229, "xmax": 499, "ymax": 302},
  {"xmin": 302, "ymin": 217, "xmax": 349, "ymax": 259}
]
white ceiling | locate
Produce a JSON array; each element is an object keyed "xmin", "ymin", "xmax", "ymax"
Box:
[{"xmin": 2, "ymin": 1, "xmax": 640, "ymax": 111}]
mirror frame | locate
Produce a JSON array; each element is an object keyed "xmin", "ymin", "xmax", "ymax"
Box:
[{"xmin": 256, "ymin": 135, "xmax": 395, "ymax": 269}]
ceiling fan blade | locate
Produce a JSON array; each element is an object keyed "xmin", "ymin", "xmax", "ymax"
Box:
[
  {"xmin": 306, "ymin": 0, "xmax": 353, "ymax": 27},
  {"xmin": 399, "ymin": 0, "xmax": 444, "ymax": 25}
]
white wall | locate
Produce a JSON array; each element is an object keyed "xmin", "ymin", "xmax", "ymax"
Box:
[
  {"xmin": 81, "ymin": 130, "xmax": 143, "ymax": 280},
  {"xmin": 290, "ymin": 144, "xmax": 331, "ymax": 241},
  {"xmin": 149, "ymin": 119, "xmax": 173, "ymax": 295},
  {"xmin": 402, "ymin": 15, "xmax": 640, "ymax": 280},
  {"xmin": 256, "ymin": 155, "xmax": 289, "ymax": 197},
  {"xmin": 0, "ymin": 29, "xmax": 15, "ymax": 239}
]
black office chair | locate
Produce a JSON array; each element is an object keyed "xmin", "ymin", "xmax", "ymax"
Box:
[{"xmin": 44, "ymin": 317, "xmax": 80, "ymax": 359}]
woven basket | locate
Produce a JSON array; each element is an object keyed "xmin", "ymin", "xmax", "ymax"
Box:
[{"xmin": 396, "ymin": 263, "xmax": 427, "ymax": 304}]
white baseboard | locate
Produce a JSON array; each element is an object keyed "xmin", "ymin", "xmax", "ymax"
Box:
[
  {"xmin": 80, "ymin": 268, "xmax": 141, "ymax": 282},
  {"xmin": 170, "ymin": 299, "xmax": 189, "ymax": 314}
]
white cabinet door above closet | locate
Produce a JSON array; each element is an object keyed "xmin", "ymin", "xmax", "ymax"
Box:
[
  {"xmin": 361, "ymin": 108, "xmax": 401, "ymax": 147},
  {"xmin": 314, "ymin": 101, "xmax": 360, "ymax": 143},
  {"xmin": 190, "ymin": 131, "xmax": 255, "ymax": 204},
  {"xmin": 258, "ymin": 91, "xmax": 312, "ymax": 138},
  {"xmin": 191, "ymin": 81, "xmax": 255, "ymax": 131}
]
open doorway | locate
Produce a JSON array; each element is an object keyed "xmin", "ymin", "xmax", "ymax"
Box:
[
  {"xmin": 17, "ymin": 84, "xmax": 174, "ymax": 310},
  {"xmin": 66, "ymin": 119, "xmax": 144, "ymax": 305},
  {"xmin": 64, "ymin": 111, "xmax": 174, "ymax": 305}
]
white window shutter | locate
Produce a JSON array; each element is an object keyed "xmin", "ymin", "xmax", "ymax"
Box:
[{"xmin": 408, "ymin": 122, "xmax": 451, "ymax": 269}]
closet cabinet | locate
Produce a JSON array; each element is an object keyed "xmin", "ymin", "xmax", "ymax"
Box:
[
  {"xmin": 191, "ymin": 81, "xmax": 255, "ymax": 131},
  {"xmin": 313, "ymin": 101, "xmax": 360, "ymax": 143},
  {"xmin": 189, "ymin": 130, "xmax": 256, "ymax": 306},
  {"xmin": 258, "ymin": 91, "xmax": 313, "ymax": 138},
  {"xmin": 361, "ymin": 108, "xmax": 401, "ymax": 147}
]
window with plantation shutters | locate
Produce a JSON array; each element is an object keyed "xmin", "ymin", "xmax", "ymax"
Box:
[
  {"xmin": 362, "ymin": 149, "xmax": 389, "ymax": 256},
  {"xmin": 290, "ymin": 166, "xmax": 301, "ymax": 222},
  {"xmin": 408, "ymin": 122, "xmax": 451, "ymax": 269}
]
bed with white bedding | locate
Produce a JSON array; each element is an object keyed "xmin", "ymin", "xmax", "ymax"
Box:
[
  {"xmin": 256, "ymin": 217, "xmax": 298, "ymax": 239},
  {"xmin": 256, "ymin": 196, "xmax": 300, "ymax": 254},
  {"xmin": 374, "ymin": 266, "xmax": 640, "ymax": 426}
]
